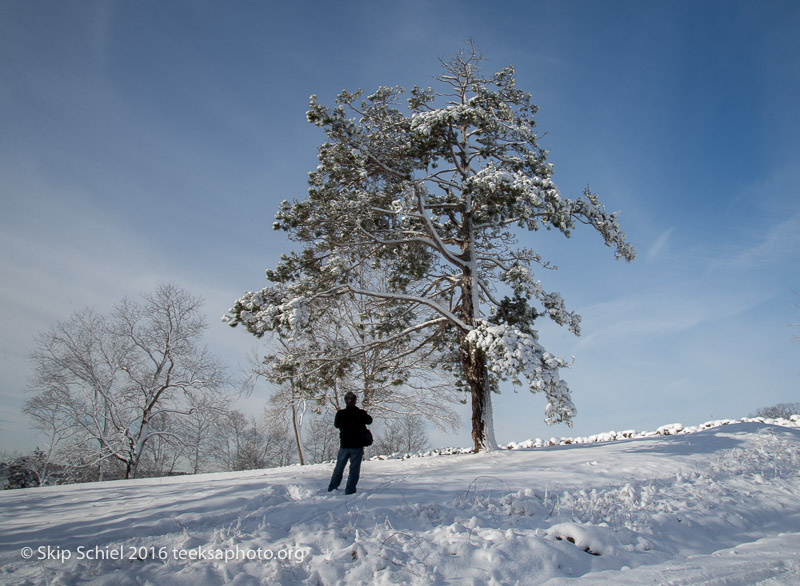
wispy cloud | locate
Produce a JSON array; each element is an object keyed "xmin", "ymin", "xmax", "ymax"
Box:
[
  {"xmin": 731, "ymin": 210, "xmax": 800, "ymax": 269},
  {"xmin": 647, "ymin": 228, "xmax": 673, "ymax": 261},
  {"xmin": 573, "ymin": 281, "xmax": 774, "ymax": 351}
]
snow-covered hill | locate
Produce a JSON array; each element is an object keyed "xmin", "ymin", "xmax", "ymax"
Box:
[{"xmin": 2, "ymin": 420, "xmax": 800, "ymax": 585}]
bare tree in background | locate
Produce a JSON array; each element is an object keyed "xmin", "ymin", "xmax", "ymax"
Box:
[
  {"xmin": 22, "ymin": 389, "xmax": 80, "ymax": 485},
  {"xmin": 137, "ymin": 412, "xmax": 184, "ymax": 477},
  {"xmin": 253, "ymin": 340, "xmax": 318, "ymax": 466},
  {"xmin": 302, "ymin": 414, "xmax": 339, "ymax": 464},
  {"xmin": 181, "ymin": 387, "xmax": 236, "ymax": 474},
  {"xmin": 750, "ymin": 403, "xmax": 800, "ymax": 420},
  {"xmin": 211, "ymin": 407, "xmax": 295, "ymax": 471},
  {"xmin": 373, "ymin": 413, "xmax": 430, "ymax": 455},
  {"xmin": 25, "ymin": 284, "xmax": 231, "ymax": 480}
]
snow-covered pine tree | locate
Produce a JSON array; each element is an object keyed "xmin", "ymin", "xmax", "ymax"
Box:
[{"xmin": 226, "ymin": 44, "xmax": 635, "ymax": 452}]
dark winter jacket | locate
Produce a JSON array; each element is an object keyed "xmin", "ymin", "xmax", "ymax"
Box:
[{"xmin": 334, "ymin": 405, "xmax": 373, "ymax": 449}]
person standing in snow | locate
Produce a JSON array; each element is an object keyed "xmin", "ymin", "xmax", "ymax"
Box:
[{"xmin": 327, "ymin": 392, "xmax": 373, "ymax": 495}]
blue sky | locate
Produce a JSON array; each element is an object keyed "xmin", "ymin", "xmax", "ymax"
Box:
[{"xmin": 1, "ymin": 0, "xmax": 798, "ymax": 453}]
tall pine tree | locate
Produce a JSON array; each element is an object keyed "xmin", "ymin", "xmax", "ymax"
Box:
[{"xmin": 226, "ymin": 45, "xmax": 635, "ymax": 452}]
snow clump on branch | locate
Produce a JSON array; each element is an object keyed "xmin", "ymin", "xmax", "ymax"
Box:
[
  {"xmin": 223, "ymin": 290, "xmax": 309, "ymax": 337},
  {"xmin": 466, "ymin": 320, "xmax": 576, "ymax": 426}
]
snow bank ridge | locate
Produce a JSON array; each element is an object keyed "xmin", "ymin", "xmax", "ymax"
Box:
[{"xmin": 371, "ymin": 415, "xmax": 800, "ymax": 461}]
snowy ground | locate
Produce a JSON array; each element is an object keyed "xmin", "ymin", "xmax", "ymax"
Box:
[{"xmin": 1, "ymin": 419, "xmax": 799, "ymax": 585}]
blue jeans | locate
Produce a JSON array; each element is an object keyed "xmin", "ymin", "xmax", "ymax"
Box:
[{"xmin": 328, "ymin": 447, "xmax": 363, "ymax": 494}]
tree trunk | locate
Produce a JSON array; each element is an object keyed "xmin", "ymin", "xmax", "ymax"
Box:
[
  {"xmin": 291, "ymin": 401, "xmax": 305, "ymax": 465},
  {"xmin": 459, "ymin": 212, "xmax": 497, "ymax": 452},
  {"xmin": 193, "ymin": 443, "xmax": 201, "ymax": 475},
  {"xmin": 97, "ymin": 437, "xmax": 105, "ymax": 482},
  {"xmin": 460, "ymin": 337, "xmax": 494, "ymax": 452}
]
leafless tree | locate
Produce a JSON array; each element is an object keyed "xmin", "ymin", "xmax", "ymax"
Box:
[
  {"xmin": 302, "ymin": 414, "xmax": 339, "ymax": 464},
  {"xmin": 211, "ymin": 407, "xmax": 295, "ymax": 471},
  {"xmin": 25, "ymin": 284, "xmax": 231, "ymax": 480},
  {"xmin": 750, "ymin": 402, "xmax": 800, "ymax": 420},
  {"xmin": 373, "ymin": 413, "xmax": 430, "ymax": 455},
  {"xmin": 136, "ymin": 412, "xmax": 183, "ymax": 477},
  {"xmin": 252, "ymin": 341, "xmax": 315, "ymax": 466},
  {"xmin": 22, "ymin": 389, "xmax": 80, "ymax": 484}
]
